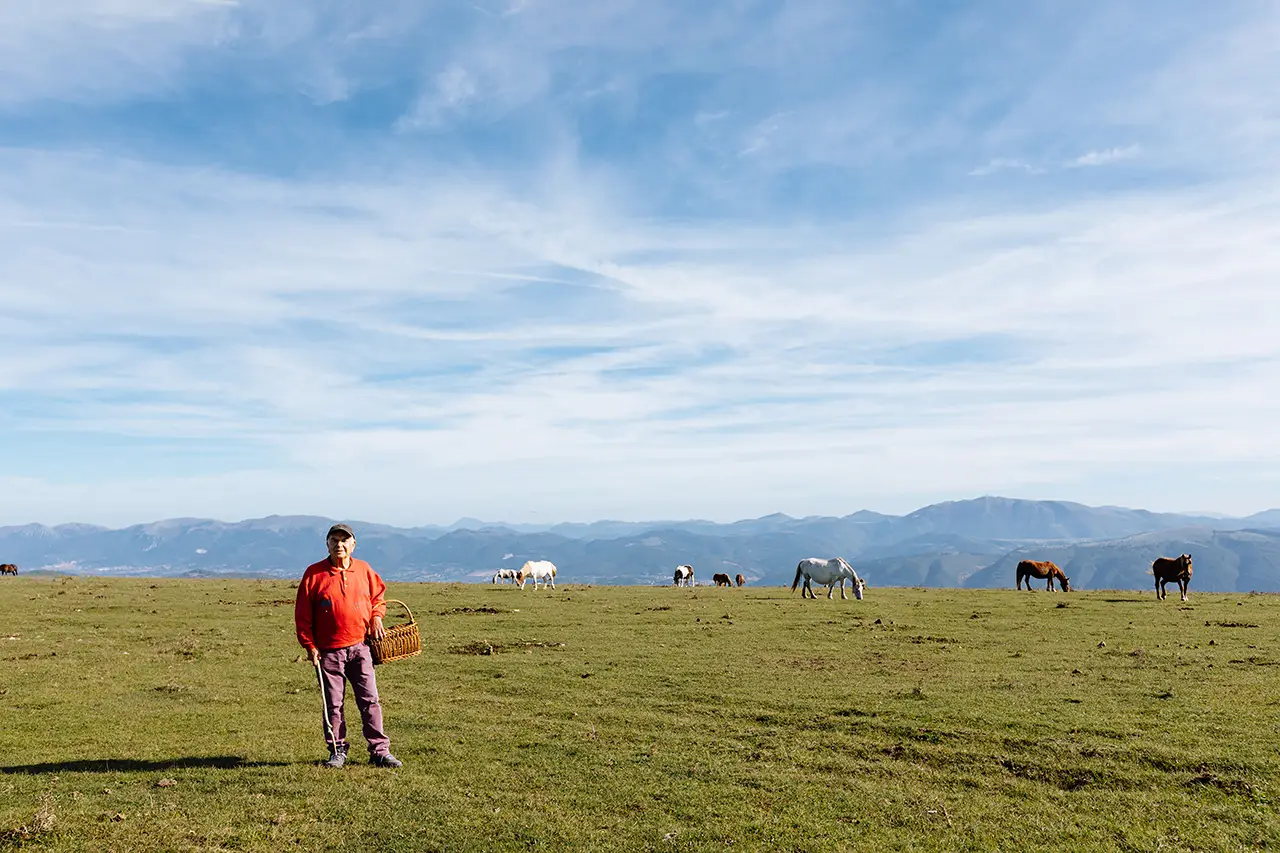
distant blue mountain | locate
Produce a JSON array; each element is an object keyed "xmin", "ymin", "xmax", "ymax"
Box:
[{"xmin": 2, "ymin": 498, "xmax": 1278, "ymax": 591}]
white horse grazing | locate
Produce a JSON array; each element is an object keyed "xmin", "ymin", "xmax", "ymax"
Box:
[
  {"xmin": 673, "ymin": 565, "xmax": 695, "ymax": 587},
  {"xmin": 516, "ymin": 560, "xmax": 557, "ymax": 590},
  {"xmin": 792, "ymin": 557, "xmax": 866, "ymax": 600},
  {"xmin": 492, "ymin": 568, "xmax": 519, "ymax": 584}
]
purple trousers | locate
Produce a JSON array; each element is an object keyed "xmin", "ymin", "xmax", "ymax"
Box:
[{"xmin": 318, "ymin": 643, "xmax": 390, "ymax": 757}]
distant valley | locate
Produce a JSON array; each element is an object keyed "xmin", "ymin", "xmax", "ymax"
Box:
[{"xmin": 2, "ymin": 496, "xmax": 1279, "ymax": 592}]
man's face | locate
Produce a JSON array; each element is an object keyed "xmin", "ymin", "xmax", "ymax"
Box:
[{"xmin": 326, "ymin": 534, "xmax": 355, "ymax": 561}]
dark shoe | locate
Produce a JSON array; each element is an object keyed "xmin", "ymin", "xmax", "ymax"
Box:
[
  {"xmin": 323, "ymin": 750, "xmax": 347, "ymax": 769},
  {"xmin": 371, "ymin": 753, "xmax": 402, "ymax": 768}
]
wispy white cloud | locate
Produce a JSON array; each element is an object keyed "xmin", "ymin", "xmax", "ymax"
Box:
[
  {"xmin": 395, "ymin": 65, "xmax": 481, "ymax": 130},
  {"xmin": 3, "ymin": 2, "xmax": 1280, "ymax": 525},
  {"xmin": 4, "ymin": 141, "xmax": 1280, "ymax": 523},
  {"xmin": 968, "ymin": 158, "xmax": 1040, "ymax": 177},
  {"xmin": 971, "ymin": 144, "xmax": 1143, "ymax": 177},
  {"xmin": 1067, "ymin": 144, "xmax": 1142, "ymax": 167}
]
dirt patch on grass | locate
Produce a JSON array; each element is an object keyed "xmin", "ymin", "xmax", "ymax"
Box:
[
  {"xmin": 1186, "ymin": 772, "xmax": 1256, "ymax": 795},
  {"xmin": 832, "ymin": 708, "xmax": 877, "ymax": 718},
  {"xmin": 448, "ymin": 640, "xmax": 565, "ymax": 655},
  {"xmin": 1227, "ymin": 656, "xmax": 1280, "ymax": 666},
  {"xmin": 997, "ymin": 757, "xmax": 1131, "ymax": 791},
  {"xmin": 1206, "ymin": 621, "xmax": 1260, "ymax": 628},
  {"xmin": 782, "ymin": 657, "xmax": 838, "ymax": 671},
  {"xmin": 163, "ymin": 637, "xmax": 202, "ymax": 658},
  {"xmin": 0, "ymin": 796, "xmax": 55, "ymax": 845},
  {"xmin": 440, "ymin": 607, "xmax": 504, "ymax": 615}
]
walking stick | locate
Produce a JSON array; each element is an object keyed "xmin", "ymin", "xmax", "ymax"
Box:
[{"xmin": 313, "ymin": 658, "xmax": 337, "ymax": 754}]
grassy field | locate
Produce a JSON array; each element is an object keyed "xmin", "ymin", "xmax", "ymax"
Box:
[{"xmin": 1, "ymin": 576, "xmax": 1279, "ymax": 852}]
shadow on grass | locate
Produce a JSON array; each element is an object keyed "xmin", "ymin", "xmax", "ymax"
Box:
[{"xmin": 1, "ymin": 756, "xmax": 290, "ymax": 774}]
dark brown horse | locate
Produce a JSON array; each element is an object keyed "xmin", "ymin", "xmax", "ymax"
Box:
[
  {"xmin": 734, "ymin": 573, "xmax": 745, "ymax": 587},
  {"xmin": 1152, "ymin": 554, "xmax": 1192, "ymax": 601},
  {"xmin": 1016, "ymin": 560, "xmax": 1071, "ymax": 592},
  {"xmin": 711, "ymin": 573, "xmax": 733, "ymax": 587},
  {"xmin": 0, "ymin": 564, "xmax": 17, "ymax": 576}
]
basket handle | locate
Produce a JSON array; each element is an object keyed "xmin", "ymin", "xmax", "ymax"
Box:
[{"xmin": 381, "ymin": 598, "xmax": 415, "ymax": 625}]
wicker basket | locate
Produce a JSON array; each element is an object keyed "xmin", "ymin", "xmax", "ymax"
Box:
[{"xmin": 368, "ymin": 599, "xmax": 421, "ymax": 665}]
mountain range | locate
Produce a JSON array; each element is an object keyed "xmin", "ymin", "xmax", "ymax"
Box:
[{"xmin": 2, "ymin": 496, "xmax": 1279, "ymax": 592}]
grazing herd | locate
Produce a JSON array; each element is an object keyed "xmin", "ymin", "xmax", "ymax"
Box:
[
  {"xmin": 1, "ymin": 550, "xmax": 1199, "ymax": 601},
  {"xmin": 484, "ymin": 552, "xmax": 1197, "ymax": 602},
  {"xmin": 1012, "ymin": 555, "xmax": 1194, "ymax": 601}
]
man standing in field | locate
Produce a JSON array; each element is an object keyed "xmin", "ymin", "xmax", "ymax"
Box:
[{"xmin": 294, "ymin": 523, "xmax": 403, "ymax": 769}]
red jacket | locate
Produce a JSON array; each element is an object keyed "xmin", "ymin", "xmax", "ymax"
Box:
[{"xmin": 295, "ymin": 558, "xmax": 388, "ymax": 651}]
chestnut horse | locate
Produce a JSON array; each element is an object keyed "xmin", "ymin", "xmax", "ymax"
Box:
[
  {"xmin": 711, "ymin": 573, "xmax": 733, "ymax": 587},
  {"xmin": 734, "ymin": 573, "xmax": 745, "ymax": 587},
  {"xmin": 1016, "ymin": 560, "xmax": 1071, "ymax": 592},
  {"xmin": 1152, "ymin": 554, "xmax": 1192, "ymax": 602},
  {"xmin": 0, "ymin": 564, "xmax": 17, "ymax": 576}
]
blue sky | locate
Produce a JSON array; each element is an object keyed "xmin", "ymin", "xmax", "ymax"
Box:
[{"xmin": 2, "ymin": 1, "xmax": 1279, "ymax": 526}]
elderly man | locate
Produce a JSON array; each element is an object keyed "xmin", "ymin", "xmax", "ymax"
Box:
[{"xmin": 294, "ymin": 523, "xmax": 403, "ymax": 768}]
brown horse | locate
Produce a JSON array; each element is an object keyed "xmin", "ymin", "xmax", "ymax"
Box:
[
  {"xmin": 1152, "ymin": 554, "xmax": 1192, "ymax": 601},
  {"xmin": 711, "ymin": 573, "xmax": 733, "ymax": 587},
  {"xmin": 734, "ymin": 573, "xmax": 745, "ymax": 587},
  {"xmin": 0, "ymin": 564, "xmax": 17, "ymax": 576},
  {"xmin": 1016, "ymin": 560, "xmax": 1071, "ymax": 592}
]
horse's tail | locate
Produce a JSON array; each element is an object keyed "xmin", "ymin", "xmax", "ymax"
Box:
[{"xmin": 791, "ymin": 563, "xmax": 803, "ymax": 592}]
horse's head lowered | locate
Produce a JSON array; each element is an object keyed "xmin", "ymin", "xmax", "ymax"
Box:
[{"xmin": 838, "ymin": 560, "xmax": 865, "ymax": 600}]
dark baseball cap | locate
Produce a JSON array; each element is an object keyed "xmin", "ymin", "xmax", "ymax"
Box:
[{"xmin": 326, "ymin": 523, "xmax": 355, "ymax": 539}]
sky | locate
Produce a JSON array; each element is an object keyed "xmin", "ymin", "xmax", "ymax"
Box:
[{"xmin": 2, "ymin": 1, "xmax": 1279, "ymax": 527}]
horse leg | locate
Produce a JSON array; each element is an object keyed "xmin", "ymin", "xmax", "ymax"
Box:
[
  {"xmin": 839, "ymin": 579, "xmax": 848, "ymax": 600},
  {"xmin": 1180, "ymin": 579, "xmax": 1188, "ymax": 602}
]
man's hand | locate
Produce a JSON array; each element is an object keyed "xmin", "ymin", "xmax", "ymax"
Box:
[
  {"xmin": 371, "ymin": 616, "xmax": 387, "ymax": 640},
  {"xmin": 308, "ymin": 647, "xmax": 320, "ymax": 665}
]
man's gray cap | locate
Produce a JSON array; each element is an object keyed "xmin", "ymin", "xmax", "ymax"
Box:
[{"xmin": 327, "ymin": 523, "xmax": 355, "ymax": 539}]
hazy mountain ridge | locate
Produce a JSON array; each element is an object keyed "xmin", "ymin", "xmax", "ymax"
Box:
[{"xmin": 3, "ymin": 497, "xmax": 1279, "ymax": 591}]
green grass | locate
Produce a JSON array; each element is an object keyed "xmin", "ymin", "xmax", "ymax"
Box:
[{"xmin": 2, "ymin": 576, "xmax": 1279, "ymax": 851}]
